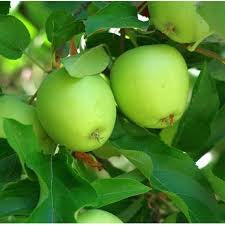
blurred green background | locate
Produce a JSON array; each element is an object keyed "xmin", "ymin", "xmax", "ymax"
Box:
[{"xmin": 0, "ymin": 1, "xmax": 88, "ymax": 96}]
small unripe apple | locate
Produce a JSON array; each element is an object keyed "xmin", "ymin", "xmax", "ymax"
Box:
[
  {"xmin": 76, "ymin": 209, "xmax": 123, "ymax": 223},
  {"xmin": 148, "ymin": 2, "xmax": 210, "ymax": 43},
  {"xmin": 36, "ymin": 68, "xmax": 116, "ymax": 152},
  {"xmin": 110, "ymin": 44, "xmax": 189, "ymax": 129},
  {"xmin": 0, "ymin": 95, "xmax": 55, "ymax": 153}
]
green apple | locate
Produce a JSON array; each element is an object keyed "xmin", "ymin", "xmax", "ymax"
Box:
[
  {"xmin": 36, "ymin": 68, "xmax": 116, "ymax": 152},
  {"xmin": 159, "ymin": 71, "xmax": 198, "ymax": 145},
  {"xmin": 0, "ymin": 95, "xmax": 55, "ymax": 153},
  {"xmin": 148, "ymin": 2, "xmax": 210, "ymax": 43},
  {"xmin": 76, "ymin": 209, "xmax": 123, "ymax": 223},
  {"xmin": 110, "ymin": 44, "xmax": 189, "ymax": 129}
]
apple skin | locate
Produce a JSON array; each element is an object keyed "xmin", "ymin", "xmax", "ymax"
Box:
[
  {"xmin": 148, "ymin": 2, "xmax": 210, "ymax": 43},
  {"xmin": 0, "ymin": 95, "xmax": 55, "ymax": 153},
  {"xmin": 76, "ymin": 209, "xmax": 123, "ymax": 223},
  {"xmin": 36, "ymin": 68, "xmax": 116, "ymax": 152},
  {"xmin": 110, "ymin": 44, "xmax": 189, "ymax": 129}
]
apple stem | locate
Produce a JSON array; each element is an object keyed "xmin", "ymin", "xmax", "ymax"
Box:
[
  {"xmin": 160, "ymin": 114, "xmax": 174, "ymax": 126},
  {"xmin": 91, "ymin": 129, "xmax": 103, "ymax": 143},
  {"xmin": 163, "ymin": 23, "xmax": 176, "ymax": 35}
]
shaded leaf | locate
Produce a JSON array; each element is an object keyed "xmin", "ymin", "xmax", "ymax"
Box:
[
  {"xmin": 207, "ymin": 104, "xmax": 225, "ymax": 146},
  {"xmin": 202, "ymin": 167, "xmax": 225, "ymax": 203},
  {"xmin": 208, "ymin": 60, "xmax": 225, "ymax": 81},
  {"xmin": 0, "ymin": 2, "xmax": 10, "ymax": 15},
  {"xmin": 0, "ymin": 139, "xmax": 21, "ymax": 190},
  {"xmin": 85, "ymin": 2, "xmax": 149, "ymax": 35},
  {"xmin": 0, "ymin": 179, "xmax": 39, "ymax": 217},
  {"xmin": 46, "ymin": 10, "xmax": 84, "ymax": 49},
  {"xmin": 198, "ymin": 2, "xmax": 225, "ymax": 40},
  {"xmin": 216, "ymin": 80, "xmax": 225, "ymax": 106},
  {"xmin": 173, "ymin": 63, "xmax": 219, "ymax": 154},
  {"xmin": 86, "ymin": 32, "xmax": 133, "ymax": 57},
  {"xmin": 118, "ymin": 196, "xmax": 145, "ymax": 222},
  {"xmin": 62, "ymin": 45, "xmax": 110, "ymax": 78},
  {"xmin": 0, "ymin": 15, "xmax": 30, "ymax": 59}
]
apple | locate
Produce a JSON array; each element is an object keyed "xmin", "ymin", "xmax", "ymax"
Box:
[
  {"xmin": 160, "ymin": 71, "xmax": 198, "ymax": 145},
  {"xmin": 0, "ymin": 95, "xmax": 55, "ymax": 153},
  {"xmin": 110, "ymin": 44, "xmax": 189, "ymax": 129},
  {"xmin": 148, "ymin": 2, "xmax": 210, "ymax": 43},
  {"xmin": 36, "ymin": 68, "xmax": 116, "ymax": 152},
  {"xmin": 76, "ymin": 209, "xmax": 123, "ymax": 223}
]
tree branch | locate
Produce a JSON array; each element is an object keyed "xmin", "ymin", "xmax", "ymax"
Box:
[
  {"xmin": 70, "ymin": 37, "xmax": 77, "ymax": 56},
  {"xmin": 24, "ymin": 51, "xmax": 50, "ymax": 73},
  {"xmin": 28, "ymin": 91, "xmax": 37, "ymax": 105},
  {"xmin": 120, "ymin": 29, "xmax": 125, "ymax": 54}
]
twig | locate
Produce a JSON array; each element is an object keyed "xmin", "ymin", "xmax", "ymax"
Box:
[
  {"xmin": 138, "ymin": 2, "xmax": 147, "ymax": 14},
  {"xmin": 28, "ymin": 91, "xmax": 37, "ymax": 105},
  {"xmin": 183, "ymin": 44, "xmax": 225, "ymax": 64},
  {"xmin": 24, "ymin": 51, "xmax": 50, "ymax": 73},
  {"xmin": 70, "ymin": 37, "xmax": 77, "ymax": 56},
  {"xmin": 120, "ymin": 29, "xmax": 125, "ymax": 54}
]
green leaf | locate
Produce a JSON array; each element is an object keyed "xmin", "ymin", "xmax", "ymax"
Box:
[
  {"xmin": 216, "ymin": 80, "xmax": 225, "ymax": 106},
  {"xmin": 0, "ymin": 2, "xmax": 10, "ymax": 15},
  {"xmin": 0, "ymin": 179, "xmax": 39, "ymax": 217},
  {"xmin": 202, "ymin": 167, "xmax": 225, "ymax": 203},
  {"xmin": 46, "ymin": 10, "xmax": 84, "ymax": 49},
  {"xmin": 208, "ymin": 60, "xmax": 225, "ymax": 81},
  {"xmin": 198, "ymin": 2, "xmax": 225, "ymax": 40},
  {"xmin": 92, "ymin": 178, "xmax": 150, "ymax": 208},
  {"xmin": 116, "ymin": 169, "xmax": 145, "ymax": 183},
  {"xmin": 85, "ymin": 2, "xmax": 149, "ymax": 35},
  {"xmin": 117, "ymin": 149, "xmax": 152, "ymax": 180},
  {"xmin": 86, "ymin": 32, "xmax": 133, "ymax": 57},
  {"xmin": 4, "ymin": 119, "xmax": 97, "ymax": 222},
  {"xmin": 110, "ymin": 119, "xmax": 220, "ymax": 222},
  {"xmin": 62, "ymin": 45, "xmax": 110, "ymax": 78},
  {"xmin": 0, "ymin": 139, "xmax": 21, "ymax": 190},
  {"xmin": 173, "ymin": 63, "xmax": 219, "ymax": 154},
  {"xmin": 163, "ymin": 213, "xmax": 178, "ymax": 223},
  {"xmin": 0, "ymin": 15, "xmax": 30, "ymax": 59},
  {"xmin": 207, "ymin": 104, "xmax": 225, "ymax": 146}
]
